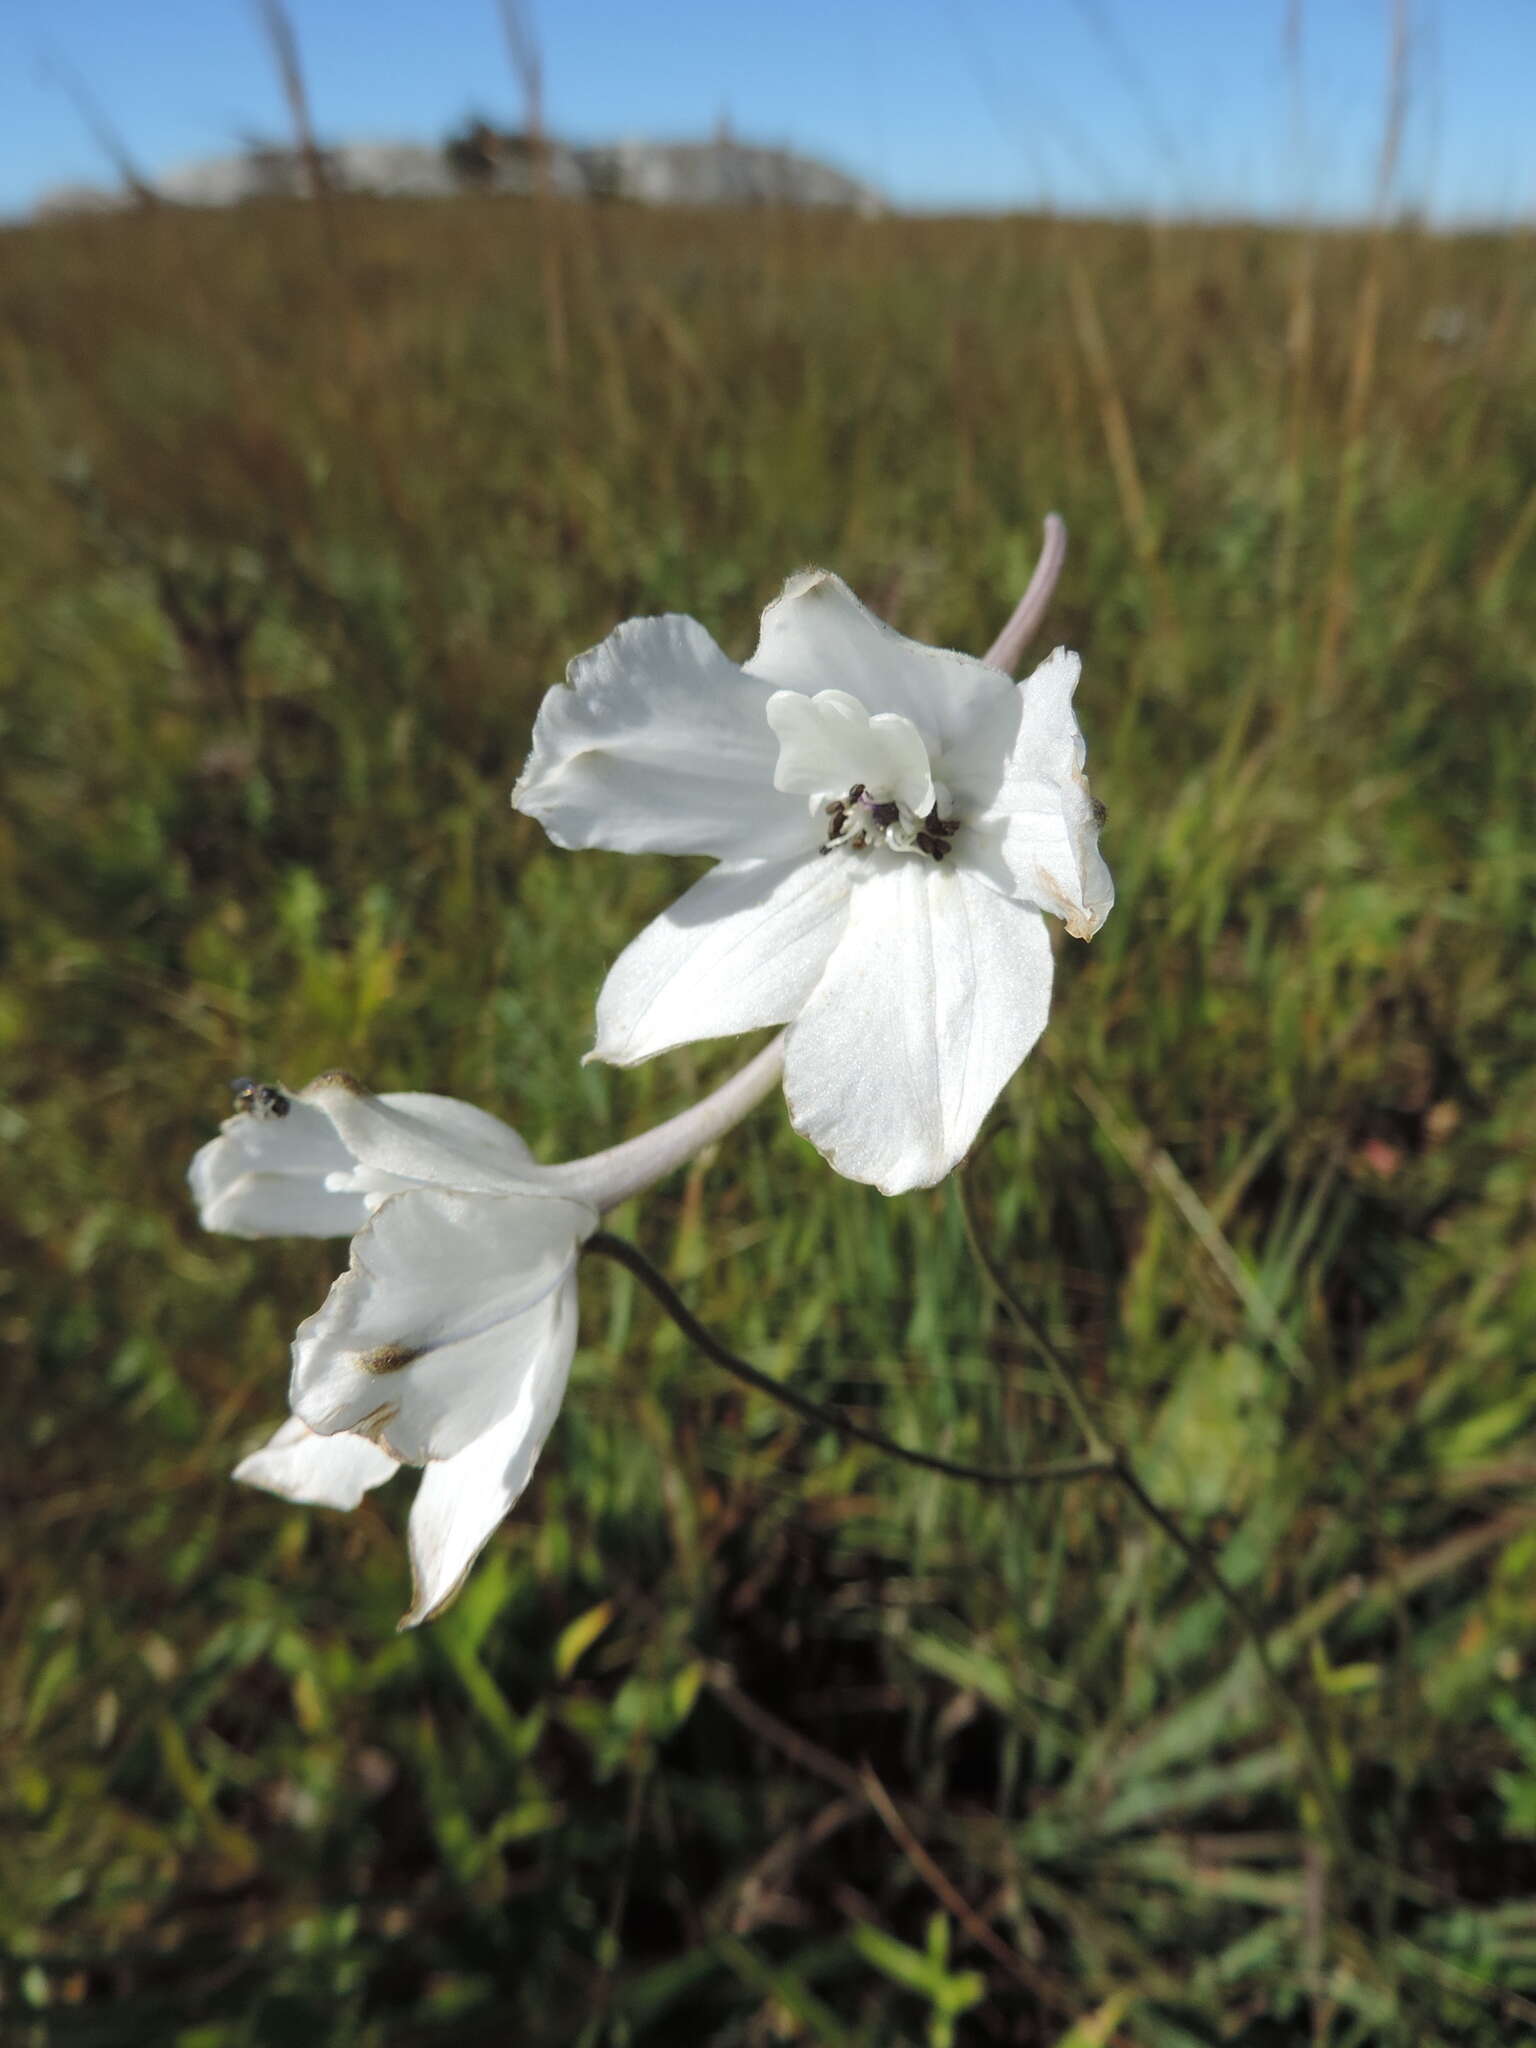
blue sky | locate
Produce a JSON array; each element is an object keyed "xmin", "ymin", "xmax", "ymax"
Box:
[{"xmin": 3, "ymin": 0, "xmax": 1531, "ymax": 222}]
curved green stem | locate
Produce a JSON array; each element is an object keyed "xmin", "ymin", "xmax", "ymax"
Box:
[
  {"xmin": 956, "ymin": 1160, "xmax": 1353, "ymax": 1867},
  {"xmin": 956, "ymin": 1167, "xmax": 1108, "ymax": 1457},
  {"xmin": 1110, "ymin": 1456, "xmax": 1350, "ymax": 1862},
  {"xmin": 583, "ymin": 1230, "xmax": 1113, "ymax": 1492}
]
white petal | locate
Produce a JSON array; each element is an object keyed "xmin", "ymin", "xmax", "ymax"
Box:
[
  {"xmin": 189, "ymin": 1094, "xmax": 372, "ymax": 1238},
  {"xmin": 946, "ymin": 648, "xmax": 1114, "ymax": 939},
  {"xmin": 234, "ymin": 1414, "xmax": 399, "ymax": 1509},
  {"xmin": 946, "ymin": 647, "xmax": 1114, "ymax": 942},
  {"xmin": 592, "ymin": 855, "xmax": 850, "ymax": 1067},
  {"xmin": 783, "ymin": 861, "xmax": 1054, "ymax": 1194},
  {"xmin": 766, "ymin": 689, "xmax": 934, "ymax": 813},
  {"xmin": 747, "ymin": 570, "xmax": 1013, "ymax": 752},
  {"xmin": 513, "ymin": 613, "xmax": 811, "ymax": 861},
  {"xmin": 290, "ymin": 1188, "xmax": 593, "ymax": 1463},
  {"xmin": 400, "ymin": 1274, "xmax": 577, "ymax": 1627},
  {"xmin": 298, "ymin": 1080, "xmax": 540, "ymax": 1197}
]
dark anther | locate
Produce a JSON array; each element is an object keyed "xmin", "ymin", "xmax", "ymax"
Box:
[
  {"xmin": 231, "ymin": 1078, "xmax": 290, "ymax": 1119},
  {"xmin": 847, "ymin": 783, "xmax": 865, "ymax": 803},
  {"xmin": 828, "ymin": 803, "xmax": 847, "ymax": 836},
  {"xmin": 871, "ymin": 801, "xmax": 899, "ymax": 827},
  {"xmin": 924, "ymin": 807, "xmax": 959, "ymax": 837}
]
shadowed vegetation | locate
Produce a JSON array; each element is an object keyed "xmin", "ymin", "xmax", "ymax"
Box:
[{"xmin": 2, "ymin": 192, "xmax": 1535, "ymax": 2044}]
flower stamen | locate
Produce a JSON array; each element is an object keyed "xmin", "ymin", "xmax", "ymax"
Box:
[{"xmin": 819, "ymin": 788, "xmax": 960, "ymax": 862}]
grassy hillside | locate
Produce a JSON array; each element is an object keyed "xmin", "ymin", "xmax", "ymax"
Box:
[{"xmin": 3, "ymin": 193, "xmax": 1535, "ymax": 2045}]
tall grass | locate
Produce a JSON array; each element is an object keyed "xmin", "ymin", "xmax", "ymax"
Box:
[{"xmin": 2, "ymin": 191, "xmax": 1535, "ymax": 2044}]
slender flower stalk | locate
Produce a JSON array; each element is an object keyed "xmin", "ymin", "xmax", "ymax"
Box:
[
  {"xmin": 585, "ymin": 1229, "xmax": 1113, "ymax": 1489},
  {"xmin": 539, "ymin": 1032, "xmax": 785, "ymax": 1210},
  {"xmin": 982, "ymin": 513, "xmax": 1069, "ymax": 676}
]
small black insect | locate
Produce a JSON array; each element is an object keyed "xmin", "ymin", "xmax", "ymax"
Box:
[{"xmin": 230, "ymin": 1077, "xmax": 290, "ymax": 1120}]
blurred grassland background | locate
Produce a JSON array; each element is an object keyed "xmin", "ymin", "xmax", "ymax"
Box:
[{"xmin": 2, "ymin": 188, "xmax": 1535, "ymax": 2044}]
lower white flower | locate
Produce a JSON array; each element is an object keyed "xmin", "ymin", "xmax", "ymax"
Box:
[
  {"xmin": 512, "ymin": 568, "xmax": 1112, "ymax": 1195},
  {"xmin": 192, "ymin": 1042, "xmax": 783, "ymax": 1626}
]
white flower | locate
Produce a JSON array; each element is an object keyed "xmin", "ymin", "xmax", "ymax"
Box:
[
  {"xmin": 191, "ymin": 1041, "xmax": 785, "ymax": 1625},
  {"xmin": 513, "ymin": 570, "xmax": 1113, "ymax": 1194},
  {"xmin": 193, "ymin": 1074, "xmax": 594, "ymax": 1627}
]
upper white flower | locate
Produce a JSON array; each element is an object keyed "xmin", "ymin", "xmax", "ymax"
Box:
[
  {"xmin": 513, "ymin": 570, "xmax": 1113, "ymax": 1194},
  {"xmin": 192, "ymin": 1075, "xmax": 595, "ymax": 1627}
]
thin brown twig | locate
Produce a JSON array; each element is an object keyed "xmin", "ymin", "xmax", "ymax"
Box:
[
  {"xmin": 725, "ymin": 1796, "xmax": 862, "ymax": 1936},
  {"xmin": 703, "ymin": 1667, "xmax": 1076, "ymax": 2018},
  {"xmin": 705, "ymin": 1663, "xmax": 863, "ymax": 1798},
  {"xmin": 859, "ymin": 1763, "xmax": 1070, "ymax": 2009}
]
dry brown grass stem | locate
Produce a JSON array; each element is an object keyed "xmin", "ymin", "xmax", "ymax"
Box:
[
  {"xmin": 499, "ymin": 0, "xmax": 569, "ymax": 386},
  {"xmin": 858, "ymin": 1764, "xmax": 1078, "ymax": 2014},
  {"xmin": 254, "ymin": 0, "xmax": 335, "ymax": 220},
  {"xmin": 1066, "ymin": 259, "xmax": 1154, "ymax": 564},
  {"xmin": 1317, "ymin": 0, "xmax": 1410, "ymax": 698},
  {"xmin": 1066, "ymin": 257, "xmax": 1180, "ymax": 662},
  {"xmin": 1317, "ymin": 261, "xmax": 1383, "ymax": 696},
  {"xmin": 1275, "ymin": 231, "xmax": 1316, "ymax": 639},
  {"xmin": 703, "ymin": 1669, "xmax": 1077, "ymax": 2016},
  {"xmin": 44, "ymin": 55, "xmax": 159, "ymax": 207}
]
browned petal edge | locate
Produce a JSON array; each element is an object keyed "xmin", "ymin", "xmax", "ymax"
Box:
[{"xmin": 303, "ymin": 1069, "xmax": 371, "ymax": 1096}]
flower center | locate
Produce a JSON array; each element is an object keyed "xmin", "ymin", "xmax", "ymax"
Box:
[
  {"xmin": 765, "ymin": 688, "xmax": 963, "ymax": 865},
  {"xmin": 819, "ymin": 783, "xmax": 960, "ymax": 862}
]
